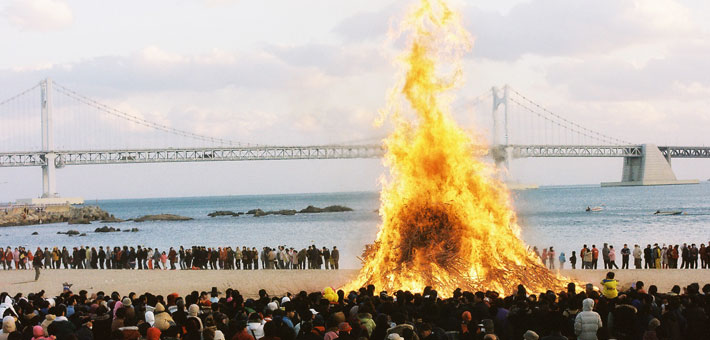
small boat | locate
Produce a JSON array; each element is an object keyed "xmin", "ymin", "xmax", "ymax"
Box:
[
  {"xmin": 585, "ymin": 206, "xmax": 603, "ymax": 212},
  {"xmin": 654, "ymin": 210, "xmax": 682, "ymax": 216}
]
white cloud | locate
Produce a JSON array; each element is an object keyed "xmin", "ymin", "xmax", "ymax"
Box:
[{"xmin": 2, "ymin": 0, "xmax": 73, "ymax": 32}]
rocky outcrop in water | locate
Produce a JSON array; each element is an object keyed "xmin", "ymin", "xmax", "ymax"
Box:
[
  {"xmin": 95, "ymin": 226, "xmax": 119, "ymax": 233},
  {"xmin": 57, "ymin": 230, "xmax": 80, "ymax": 236},
  {"xmin": 0, "ymin": 205, "xmax": 117, "ymax": 227},
  {"xmin": 133, "ymin": 214, "xmax": 193, "ymax": 222},
  {"xmin": 299, "ymin": 205, "xmax": 353, "ymax": 213},
  {"xmin": 208, "ymin": 210, "xmax": 241, "ymax": 217},
  {"xmin": 243, "ymin": 205, "xmax": 353, "ymax": 217}
]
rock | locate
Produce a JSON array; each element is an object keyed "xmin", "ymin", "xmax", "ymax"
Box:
[
  {"xmin": 131, "ymin": 228, "xmax": 139, "ymax": 232},
  {"xmin": 253, "ymin": 209, "xmax": 297, "ymax": 217},
  {"xmin": 79, "ymin": 233, "xmax": 87, "ymax": 236},
  {"xmin": 59, "ymin": 230, "xmax": 80, "ymax": 236},
  {"xmin": 208, "ymin": 210, "xmax": 239, "ymax": 217},
  {"xmin": 100, "ymin": 214, "xmax": 125, "ymax": 223},
  {"xmin": 122, "ymin": 229, "xmax": 130, "ymax": 232},
  {"xmin": 246, "ymin": 209, "xmax": 262, "ymax": 215},
  {"xmin": 0, "ymin": 205, "xmax": 119, "ymax": 227},
  {"xmin": 31, "ymin": 231, "xmax": 38, "ymax": 235},
  {"xmin": 94, "ymin": 226, "xmax": 119, "ymax": 233},
  {"xmin": 133, "ymin": 214, "xmax": 193, "ymax": 222},
  {"xmin": 299, "ymin": 205, "xmax": 353, "ymax": 213}
]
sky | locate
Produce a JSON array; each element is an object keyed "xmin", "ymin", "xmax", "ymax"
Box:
[{"xmin": 1, "ymin": 0, "xmax": 710, "ymax": 201}]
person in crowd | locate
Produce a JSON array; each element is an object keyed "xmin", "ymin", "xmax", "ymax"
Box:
[
  {"xmin": 620, "ymin": 244, "xmax": 630, "ymax": 269},
  {"xmin": 569, "ymin": 251, "xmax": 576, "ymax": 269},
  {"xmin": 607, "ymin": 245, "xmax": 618, "ymax": 269},
  {"xmin": 558, "ymin": 252, "xmax": 565, "ymax": 270},
  {"xmin": 574, "ymin": 298, "xmax": 602, "ymax": 340}
]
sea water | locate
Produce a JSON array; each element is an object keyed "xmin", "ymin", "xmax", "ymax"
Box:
[{"xmin": 2, "ymin": 183, "xmax": 709, "ymax": 269}]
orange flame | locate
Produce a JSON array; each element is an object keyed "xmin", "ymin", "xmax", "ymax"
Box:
[{"xmin": 343, "ymin": 0, "xmax": 569, "ymax": 296}]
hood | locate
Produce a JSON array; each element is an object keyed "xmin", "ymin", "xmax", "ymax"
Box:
[
  {"xmin": 154, "ymin": 303, "xmax": 165, "ymax": 313},
  {"xmin": 188, "ymin": 304, "xmax": 199, "ymax": 317},
  {"xmin": 145, "ymin": 311, "xmax": 155, "ymax": 326},
  {"xmin": 2, "ymin": 316, "xmax": 16, "ymax": 333},
  {"xmin": 582, "ymin": 298, "xmax": 594, "ymax": 311}
]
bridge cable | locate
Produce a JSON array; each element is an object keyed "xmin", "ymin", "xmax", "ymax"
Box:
[
  {"xmin": 52, "ymin": 82, "xmax": 264, "ymax": 147},
  {"xmin": 508, "ymin": 87, "xmax": 630, "ymax": 145}
]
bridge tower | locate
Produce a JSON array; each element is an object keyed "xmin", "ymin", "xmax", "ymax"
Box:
[
  {"xmin": 491, "ymin": 85, "xmax": 512, "ymax": 174},
  {"xmin": 40, "ymin": 78, "xmax": 57, "ymax": 198}
]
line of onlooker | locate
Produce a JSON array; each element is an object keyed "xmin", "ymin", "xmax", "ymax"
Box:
[
  {"xmin": 0, "ymin": 245, "xmax": 340, "ymax": 271},
  {"xmin": 533, "ymin": 242, "xmax": 710, "ymax": 270}
]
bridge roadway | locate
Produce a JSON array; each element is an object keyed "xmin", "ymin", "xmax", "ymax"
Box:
[{"xmin": 0, "ymin": 144, "xmax": 709, "ymax": 167}]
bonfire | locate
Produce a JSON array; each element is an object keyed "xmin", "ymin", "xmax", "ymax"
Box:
[{"xmin": 343, "ymin": 0, "xmax": 569, "ymax": 296}]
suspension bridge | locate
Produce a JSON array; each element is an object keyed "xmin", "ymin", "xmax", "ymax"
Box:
[{"xmin": 0, "ymin": 79, "xmax": 707, "ymax": 202}]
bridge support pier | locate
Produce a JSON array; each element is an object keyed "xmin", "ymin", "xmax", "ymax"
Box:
[{"xmin": 602, "ymin": 144, "xmax": 698, "ymax": 186}]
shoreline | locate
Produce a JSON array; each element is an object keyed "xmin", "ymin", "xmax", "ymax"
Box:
[{"xmin": 1, "ymin": 268, "xmax": 708, "ymax": 298}]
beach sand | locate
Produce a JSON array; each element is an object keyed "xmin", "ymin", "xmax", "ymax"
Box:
[{"xmin": 1, "ymin": 268, "xmax": 707, "ymax": 297}]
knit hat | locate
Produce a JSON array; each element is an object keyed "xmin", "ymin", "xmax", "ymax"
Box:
[
  {"xmin": 146, "ymin": 327, "xmax": 161, "ymax": 340},
  {"xmin": 122, "ymin": 297, "xmax": 132, "ymax": 307},
  {"xmin": 523, "ymin": 330, "xmax": 539, "ymax": 340},
  {"xmin": 33, "ymin": 325, "xmax": 44, "ymax": 337},
  {"xmin": 281, "ymin": 297, "xmax": 291, "ymax": 304},
  {"xmin": 648, "ymin": 318, "xmax": 660, "ymax": 330},
  {"xmin": 267, "ymin": 302, "xmax": 278, "ymax": 311},
  {"xmin": 388, "ymin": 334, "xmax": 403, "ymax": 340}
]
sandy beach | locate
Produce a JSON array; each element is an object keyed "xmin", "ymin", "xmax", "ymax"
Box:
[{"xmin": 2, "ymin": 268, "xmax": 708, "ymax": 297}]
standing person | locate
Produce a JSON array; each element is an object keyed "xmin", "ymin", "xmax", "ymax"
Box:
[
  {"xmin": 574, "ymin": 298, "xmax": 603, "ymax": 340},
  {"xmin": 160, "ymin": 251, "xmax": 167, "ymax": 269},
  {"xmin": 252, "ymin": 247, "xmax": 259, "ymax": 270},
  {"xmin": 169, "ymin": 247, "xmax": 177, "ymax": 270},
  {"xmin": 591, "ymin": 245, "xmax": 599, "ymax": 269},
  {"xmin": 681, "ymin": 243, "xmax": 689, "ymax": 269},
  {"xmin": 98, "ymin": 247, "xmax": 106, "ymax": 269},
  {"xmin": 608, "ymin": 245, "xmax": 619, "ymax": 269},
  {"xmin": 331, "ymin": 246, "xmax": 339, "ymax": 269},
  {"xmin": 602, "ymin": 243, "xmax": 610, "ymax": 269},
  {"xmin": 644, "ymin": 244, "xmax": 653, "ymax": 269},
  {"xmin": 547, "ymin": 247, "xmax": 555, "ymax": 269},
  {"xmin": 541, "ymin": 247, "xmax": 548, "ymax": 268},
  {"xmin": 632, "ymin": 244, "xmax": 642, "ymax": 269},
  {"xmin": 580, "ymin": 245, "xmax": 588, "ymax": 269},
  {"xmin": 690, "ymin": 244, "xmax": 699, "ymax": 269},
  {"xmin": 153, "ymin": 248, "xmax": 161, "ymax": 269},
  {"xmin": 583, "ymin": 248, "xmax": 593, "ymax": 270},
  {"xmin": 661, "ymin": 245, "xmax": 668, "ymax": 269},
  {"xmin": 559, "ymin": 252, "xmax": 566, "ymax": 270},
  {"xmin": 33, "ymin": 250, "xmax": 43, "ymax": 280},
  {"xmin": 652, "ymin": 244, "xmax": 661, "ymax": 269},
  {"xmin": 322, "ymin": 247, "xmax": 331, "ymax": 270},
  {"xmin": 570, "ymin": 251, "xmax": 577, "ymax": 269},
  {"xmin": 700, "ymin": 244, "xmax": 707, "ymax": 269},
  {"xmin": 620, "ymin": 244, "xmax": 630, "ymax": 269}
]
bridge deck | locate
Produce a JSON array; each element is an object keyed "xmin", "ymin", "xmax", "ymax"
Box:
[{"xmin": 1, "ymin": 145, "xmax": 709, "ymax": 167}]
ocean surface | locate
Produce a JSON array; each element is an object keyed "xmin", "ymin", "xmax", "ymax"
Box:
[{"xmin": 2, "ymin": 183, "xmax": 710, "ymax": 269}]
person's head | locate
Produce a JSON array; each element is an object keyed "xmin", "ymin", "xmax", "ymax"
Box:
[{"xmin": 606, "ymin": 272, "xmax": 615, "ymax": 279}]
